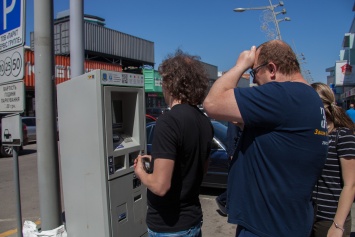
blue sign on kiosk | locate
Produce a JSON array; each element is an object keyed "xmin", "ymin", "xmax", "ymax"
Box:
[{"xmin": 0, "ymin": 0, "xmax": 25, "ymax": 52}]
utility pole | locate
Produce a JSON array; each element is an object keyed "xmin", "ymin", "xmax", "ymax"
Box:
[
  {"xmin": 70, "ymin": 0, "xmax": 85, "ymax": 77},
  {"xmin": 33, "ymin": 0, "xmax": 62, "ymax": 230}
]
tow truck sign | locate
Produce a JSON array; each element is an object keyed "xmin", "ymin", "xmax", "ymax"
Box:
[{"xmin": 0, "ymin": 0, "xmax": 25, "ymax": 52}]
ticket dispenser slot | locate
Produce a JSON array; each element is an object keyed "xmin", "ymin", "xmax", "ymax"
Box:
[{"xmin": 114, "ymin": 155, "xmax": 125, "ymax": 172}]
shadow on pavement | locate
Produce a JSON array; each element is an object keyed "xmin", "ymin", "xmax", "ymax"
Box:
[
  {"xmin": 199, "ymin": 186, "xmax": 226, "ymax": 196},
  {"xmin": 20, "ymin": 148, "xmax": 37, "ymax": 156},
  {"xmin": 20, "ymin": 141, "xmax": 37, "ymax": 156}
]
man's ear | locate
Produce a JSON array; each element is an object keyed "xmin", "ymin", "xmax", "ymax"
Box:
[{"xmin": 269, "ymin": 63, "xmax": 277, "ymax": 80}]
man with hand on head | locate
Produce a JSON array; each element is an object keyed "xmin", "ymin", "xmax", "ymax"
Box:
[{"xmin": 203, "ymin": 40, "xmax": 328, "ymax": 237}]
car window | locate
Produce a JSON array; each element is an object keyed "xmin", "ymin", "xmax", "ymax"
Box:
[
  {"xmin": 146, "ymin": 123, "xmax": 155, "ymax": 144},
  {"xmin": 146, "ymin": 117, "xmax": 155, "ymax": 124},
  {"xmin": 23, "ymin": 118, "xmax": 36, "ymax": 126},
  {"xmin": 211, "ymin": 139, "xmax": 223, "ymax": 150},
  {"xmin": 212, "ymin": 122, "xmax": 227, "ymax": 146}
]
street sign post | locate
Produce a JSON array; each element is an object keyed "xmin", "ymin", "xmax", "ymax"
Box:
[
  {"xmin": 0, "ymin": 0, "xmax": 25, "ymax": 52},
  {"xmin": 1, "ymin": 113, "xmax": 23, "ymax": 237},
  {"xmin": 0, "ymin": 3, "xmax": 25, "ymax": 235}
]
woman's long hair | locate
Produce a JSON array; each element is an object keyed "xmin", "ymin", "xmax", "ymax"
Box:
[{"xmin": 311, "ymin": 82, "xmax": 355, "ymax": 131}]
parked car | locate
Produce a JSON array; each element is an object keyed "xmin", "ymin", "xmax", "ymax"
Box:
[
  {"xmin": 145, "ymin": 114, "xmax": 157, "ymax": 124},
  {"xmin": 22, "ymin": 117, "xmax": 36, "ymax": 142},
  {"xmin": 0, "ymin": 116, "xmax": 28, "ymax": 157},
  {"xmin": 146, "ymin": 107, "xmax": 166, "ymax": 119},
  {"xmin": 146, "ymin": 120, "xmax": 229, "ymax": 188}
]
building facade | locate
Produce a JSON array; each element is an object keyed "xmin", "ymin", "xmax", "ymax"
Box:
[
  {"xmin": 328, "ymin": 3, "xmax": 355, "ymax": 108},
  {"xmin": 24, "ymin": 12, "xmax": 218, "ymax": 115}
]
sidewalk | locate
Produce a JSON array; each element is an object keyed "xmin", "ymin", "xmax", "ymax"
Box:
[
  {"xmin": 1, "ymin": 200, "xmax": 354, "ymax": 237},
  {"xmin": 200, "ymin": 200, "xmax": 355, "ymax": 237}
]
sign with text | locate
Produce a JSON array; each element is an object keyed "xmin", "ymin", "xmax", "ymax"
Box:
[
  {"xmin": 0, "ymin": 80, "xmax": 24, "ymax": 113},
  {"xmin": 0, "ymin": 46, "xmax": 24, "ymax": 83},
  {"xmin": 0, "ymin": 0, "xmax": 25, "ymax": 52},
  {"xmin": 335, "ymin": 61, "xmax": 355, "ymax": 86}
]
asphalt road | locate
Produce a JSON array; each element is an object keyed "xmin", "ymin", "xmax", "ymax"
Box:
[
  {"xmin": 0, "ymin": 143, "xmax": 354, "ymax": 237},
  {"xmin": 0, "ymin": 143, "xmax": 236, "ymax": 237}
]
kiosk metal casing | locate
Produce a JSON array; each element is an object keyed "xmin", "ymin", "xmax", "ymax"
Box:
[{"xmin": 57, "ymin": 69, "xmax": 147, "ymax": 236}]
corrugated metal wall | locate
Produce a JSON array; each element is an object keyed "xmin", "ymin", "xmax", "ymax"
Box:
[
  {"xmin": 84, "ymin": 23, "xmax": 154, "ymax": 64},
  {"xmin": 44, "ymin": 21, "xmax": 155, "ymax": 65},
  {"xmin": 54, "ymin": 21, "xmax": 70, "ymax": 54},
  {"xmin": 24, "ymin": 50, "xmax": 122, "ymax": 87}
]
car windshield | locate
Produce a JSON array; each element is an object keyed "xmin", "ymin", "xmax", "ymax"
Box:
[{"xmin": 211, "ymin": 121, "xmax": 227, "ymax": 146}]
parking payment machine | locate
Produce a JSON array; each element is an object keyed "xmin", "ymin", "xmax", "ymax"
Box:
[{"xmin": 57, "ymin": 70, "xmax": 147, "ymax": 237}]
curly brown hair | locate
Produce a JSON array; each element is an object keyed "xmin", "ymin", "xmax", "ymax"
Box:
[
  {"xmin": 257, "ymin": 40, "xmax": 300, "ymax": 76},
  {"xmin": 158, "ymin": 49, "xmax": 209, "ymax": 105},
  {"xmin": 311, "ymin": 82, "xmax": 355, "ymax": 130}
]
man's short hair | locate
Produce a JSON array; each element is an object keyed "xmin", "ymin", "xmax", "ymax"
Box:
[{"xmin": 257, "ymin": 40, "xmax": 300, "ymax": 76}]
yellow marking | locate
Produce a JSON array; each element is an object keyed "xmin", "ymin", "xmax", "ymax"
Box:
[
  {"xmin": 0, "ymin": 220, "xmax": 41, "ymax": 237},
  {"xmin": 314, "ymin": 129, "xmax": 326, "ymax": 136}
]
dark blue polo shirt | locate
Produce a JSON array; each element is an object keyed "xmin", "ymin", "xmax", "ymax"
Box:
[{"xmin": 227, "ymin": 82, "xmax": 328, "ymax": 237}]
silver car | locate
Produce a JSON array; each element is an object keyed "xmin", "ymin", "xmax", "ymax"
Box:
[{"xmin": 22, "ymin": 117, "xmax": 36, "ymax": 142}]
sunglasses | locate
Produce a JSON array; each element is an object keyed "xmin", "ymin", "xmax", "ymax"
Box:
[{"xmin": 250, "ymin": 63, "xmax": 268, "ymax": 78}]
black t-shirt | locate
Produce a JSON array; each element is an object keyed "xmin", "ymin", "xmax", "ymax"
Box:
[{"xmin": 147, "ymin": 104, "xmax": 213, "ymax": 232}]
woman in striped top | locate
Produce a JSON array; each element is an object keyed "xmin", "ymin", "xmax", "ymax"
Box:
[{"xmin": 311, "ymin": 82, "xmax": 355, "ymax": 237}]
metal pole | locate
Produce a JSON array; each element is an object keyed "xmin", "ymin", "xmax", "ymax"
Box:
[
  {"xmin": 33, "ymin": 0, "xmax": 62, "ymax": 230},
  {"xmin": 268, "ymin": 0, "xmax": 282, "ymax": 40},
  {"xmin": 70, "ymin": 0, "xmax": 85, "ymax": 77},
  {"xmin": 13, "ymin": 146, "xmax": 23, "ymax": 237}
]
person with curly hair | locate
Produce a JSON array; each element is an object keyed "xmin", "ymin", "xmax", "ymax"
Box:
[
  {"xmin": 134, "ymin": 49, "xmax": 214, "ymax": 237},
  {"xmin": 203, "ymin": 40, "xmax": 328, "ymax": 237},
  {"xmin": 311, "ymin": 82, "xmax": 355, "ymax": 237}
]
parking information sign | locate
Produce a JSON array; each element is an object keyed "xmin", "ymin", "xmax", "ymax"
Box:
[
  {"xmin": 0, "ymin": 80, "xmax": 24, "ymax": 113},
  {"xmin": 0, "ymin": 0, "xmax": 25, "ymax": 52}
]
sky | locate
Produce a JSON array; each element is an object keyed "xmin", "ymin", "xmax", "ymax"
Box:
[{"xmin": 24, "ymin": 0, "xmax": 354, "ymax": 84}]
